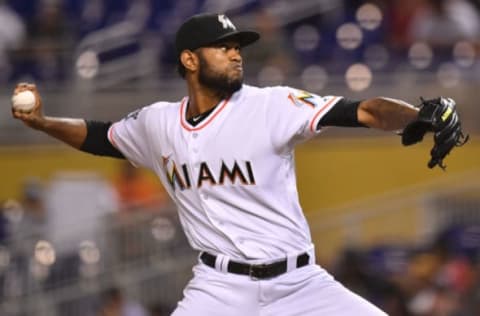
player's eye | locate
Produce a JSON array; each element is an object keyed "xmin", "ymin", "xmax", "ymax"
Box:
[
  {"xmin": 213, "ymin": 44, "xmax": 228, "ymax": 51},
  {"xmin": 215, "ymin": 43, "xmax": 240, "ymax": 53}
]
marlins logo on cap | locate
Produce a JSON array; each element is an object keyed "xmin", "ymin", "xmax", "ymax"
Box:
[{"xmin": 175, "ymin": 13, "xmax": 260, "ymax": 57}]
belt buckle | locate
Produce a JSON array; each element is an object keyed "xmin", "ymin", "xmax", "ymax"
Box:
[{"xmin": 249, "ymin": 263, "xmax": 269, "ymax": 279}]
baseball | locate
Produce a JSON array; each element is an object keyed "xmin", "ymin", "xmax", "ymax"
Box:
[{"xmin": 12, "ymin": 90, "xmax": 36, "ymax": 112}]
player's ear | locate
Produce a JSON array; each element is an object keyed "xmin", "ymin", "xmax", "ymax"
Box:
[{"xmin": 180, "ymin": 50, "xmax": 199, "ymax": 74}]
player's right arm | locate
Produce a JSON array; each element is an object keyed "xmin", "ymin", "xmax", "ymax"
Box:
[
  {"xmin": 12, "ymin": 83, "xmax": 87, "ymax": 149},
  {"xmin": 11, "ymin": 82, "xmax": 124, "ymax": 159}
]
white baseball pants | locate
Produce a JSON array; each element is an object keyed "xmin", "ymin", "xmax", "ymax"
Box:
[{"xmin": 171, "ymin": 260, "xmax": 387, "ymax": 316}]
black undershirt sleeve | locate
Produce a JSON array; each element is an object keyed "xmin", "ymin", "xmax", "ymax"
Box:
[
  {"xmin": 80, "ymin": 120, "xmax": 125, "ymax": 159},
  {"xmin": 317, "ymin": 98, "xmax": 367, "ymax": 128}
]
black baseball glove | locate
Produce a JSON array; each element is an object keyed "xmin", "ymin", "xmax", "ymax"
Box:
[{"xmin": 401, "ymin": 97, "xmax": 469, "ymax": 170}]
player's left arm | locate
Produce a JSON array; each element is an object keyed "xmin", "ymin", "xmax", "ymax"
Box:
[
  {"xmin": 356, "ymin": 97, "xmax": 419, "ymax": 130},
  {"xmin": 326, "ymin": 96, "xmax": 469, "ymax": 169},
  {"xmin": 318, "ymin": 97, "xmax": 418, "ymax": 130}
]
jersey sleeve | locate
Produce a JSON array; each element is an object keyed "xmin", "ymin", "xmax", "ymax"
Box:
[
  {"xmin": 265, "ymin": 86, "xmax": 342, "ymax": 150},
  {"xmin": 107, "ymin": 107, "xmax": 154, "ymax": 169}
]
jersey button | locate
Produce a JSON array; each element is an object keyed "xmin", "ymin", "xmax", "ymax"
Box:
[{"xmin": 192, "ymin": 133, "xmax": 198, "ymax": 138}]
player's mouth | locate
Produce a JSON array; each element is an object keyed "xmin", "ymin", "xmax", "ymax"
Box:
[{"xmin": 231, "ymin": 63, "xmax": 243, "ymax": 74}]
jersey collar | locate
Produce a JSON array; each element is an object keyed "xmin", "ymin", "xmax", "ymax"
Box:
[{"xmin": 180, "ymin": 96, "xmax": 232, "ymax": 132}]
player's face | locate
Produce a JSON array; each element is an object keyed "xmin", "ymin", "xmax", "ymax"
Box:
[{"xmin": 196, "ymin": 40, "xmax": 243, "ymax": 95}]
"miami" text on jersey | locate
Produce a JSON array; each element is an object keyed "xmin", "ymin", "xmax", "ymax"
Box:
[{"xmin": 162, "ymin": 157, "xmax": 256, "ymax": 191}]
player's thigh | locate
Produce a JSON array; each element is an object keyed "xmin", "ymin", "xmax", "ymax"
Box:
[
  {"xmin": 265, "ymin": 265, "xmax": 387, "ymax": 316},
  {"xmin": 171, "ymin": 264, "xmax": 259, "ymax": 316}
]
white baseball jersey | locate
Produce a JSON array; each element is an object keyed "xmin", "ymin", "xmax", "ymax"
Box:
[{"xmin": 108, "ymin": 84, "xmax": 342, "ymax": 262}]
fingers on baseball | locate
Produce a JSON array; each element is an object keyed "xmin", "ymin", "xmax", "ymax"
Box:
[
  {"xmin": 12, "ymin": 82, "xmax": 42, "ymax": 115},
  {"xmin": 14, "ymin": 82, "xmax": 37, "ymax": 93},
  {"xmin": 12, "ymin": 108, "xmax": 35, "ymax": 116},
  {"xmin": 11, "ymin": 108, "xmax": 33, "ymax": 120},
  {"xmin": 13, "ymin": 82, "xmax": 41, "ymax": 102}
]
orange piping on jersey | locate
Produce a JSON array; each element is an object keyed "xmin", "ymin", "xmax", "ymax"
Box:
[
  {"xmin": 287, "ymin": 93, "xmax": 296, "ymax": 106},
  {"xmin": 108, "ymin": 123, "xmax": 119, "ymax": 148},
  {"xmin": 309, "ymin": 97, "xmax": 339, "ymax": 132},
  {"xmin": 299, "ymin": 99, "xmax": 315, "ymax": 108},
  {"xmin": 180, "ymin": 96, "xmax": 232, "ymax": 132}
]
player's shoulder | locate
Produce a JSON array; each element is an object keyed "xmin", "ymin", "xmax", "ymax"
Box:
[
  {"xmin": 145, "ymin": 99, "xmax": 183, "ymax": 111},
  {"xmin": 237, "ymin": 85, "xmax": 295, "ymax": 101},
  {"xmin": 261, "ymin": 85, "xmax": 338, "ymax": 101},
  {"xmin": 121, "ymin": 99, "xmax": 183, "ymax": 123},
  {"xmin": 235, "ymin": 85, "xmax": 306, "ymax": 111},
  {"xmin": 240, "ymin": 84, "xmax": 291, "ymax": 94},
  {"xmin": 137, "ymin": 99, "xmax": 184, "ymax": 115}
]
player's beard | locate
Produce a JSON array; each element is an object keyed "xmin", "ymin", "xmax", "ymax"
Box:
[{"xmin": 198, "ymin": 54, "xmax": 243, "ymax": 98}]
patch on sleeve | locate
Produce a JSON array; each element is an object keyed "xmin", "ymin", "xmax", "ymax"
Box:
[{"xmin": 287, "ymin": 91, "xmax": 318, "ymax": 109}]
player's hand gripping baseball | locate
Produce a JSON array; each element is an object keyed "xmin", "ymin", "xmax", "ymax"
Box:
[{"xmin": 11, "ymin": 82, "xmax": 45, "ymax": 130}]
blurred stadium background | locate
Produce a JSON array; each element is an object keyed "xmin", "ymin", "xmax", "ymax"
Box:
[{"xmin": 0, "ymin": 0, "xmax": 480, "ymax": 315}]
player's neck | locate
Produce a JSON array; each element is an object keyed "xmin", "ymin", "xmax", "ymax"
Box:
[{"xmin": 186, "ymin": 84, "xmax": 227, "ymax": 119}]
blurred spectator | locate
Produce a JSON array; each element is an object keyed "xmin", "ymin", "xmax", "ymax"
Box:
[
  {"xmin": 110, "ymin": 163, "xmax": 174, "ymax": 274},
  {"xmin": 0, "ymin": 0, "xmax": 26, "ymax": 82},
  {"xmin": 7, "ymin": 178, "xmax": 47, "ymax": 246},
  {"xmin": 409, "ymin": 0, "xmax": 480, "ymax": 47},
  {"xmin": 241, "ymin": 8, "xmax": 299, "ymax": 83},
  {"xmin": 113, "ymin": 161, "xmax": 170, "ymax": 213},
  {"xmin": 0, "ymin": 179, "xmax": 48, "ymax": 300},
  {"xmin": 32, "ymin": 0, "xmax": 72, "ymax": 82},
  {"xmin": 334, "ymin": 248, "xmax": 371, "ymax": 297},
  {"xmin": 97, "ymin": 287, "xmax": 149, "ymax": 316},
  {"xmin": 111, "ymin": 162, "xmax": 172, "ymax": 266},
  {"xmin": 333, "ymin": 247, "xmax": 409, "ymax": 314},
  {"xmin": 384, "ymin": 0, "xmax": 424, "ymax": 51},
  {"xmin": 331, "ymin": 237, "xmax": 480, "ymax": 316},
  {"xmin": 10, "ymin": 0, "xmax": 72, "ymax": 83}
]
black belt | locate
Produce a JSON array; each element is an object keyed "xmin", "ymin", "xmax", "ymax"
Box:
[{"xmin": 200, "ymin": 252, "xmax": 310, "ymax": 279}]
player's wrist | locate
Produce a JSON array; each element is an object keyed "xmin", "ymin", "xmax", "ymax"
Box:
[{"xmin": 30, "ymin": 115, "xmax": 50, "ymax": 131}]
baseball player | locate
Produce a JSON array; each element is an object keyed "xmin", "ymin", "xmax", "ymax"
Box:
[{"xmin": 11, "ymin": 13, "xmax": 467, "ymax": 316}]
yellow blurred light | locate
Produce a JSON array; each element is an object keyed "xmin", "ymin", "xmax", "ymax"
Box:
[
  {"xmin": 409, "ymin": 42, "xmax": 433, "ymax": 69},
  {"xmin": 151, "ymin": 217, "xmax": 175, "ymax": 242},
  {"xmin": 79, "ymin": 240, "xmax": 101, "ymax": 264},
  {"xmin": 34, "ymin": 240, "xmax": 56, "ymax": 266},
  {"xmin": 345, "ymin": 63, "xmax": 372, "ymax": 91},
  {"xmin": 453, "ymin": 41, "xmax": 476, "ymax": 68},
  {"xmin": 336, "ymin": 23, "xmax": 363, "ymax": 50},
  {"xmin": 356, "ymin": 3, "xmax": 383, "ymax": 30},
  {"xmin": 76, "ymin": 50, "xmax": 100, "ymax": 79}
]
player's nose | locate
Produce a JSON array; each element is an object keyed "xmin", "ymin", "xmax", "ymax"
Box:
[{"xmin": 228, "ymin": 47, "xmax": 242, "ymax": 62}]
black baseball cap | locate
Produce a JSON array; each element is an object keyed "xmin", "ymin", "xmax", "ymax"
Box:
[{"xmin": 175, "ymin": 13, "xmax": 260, "ymax": 58}]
